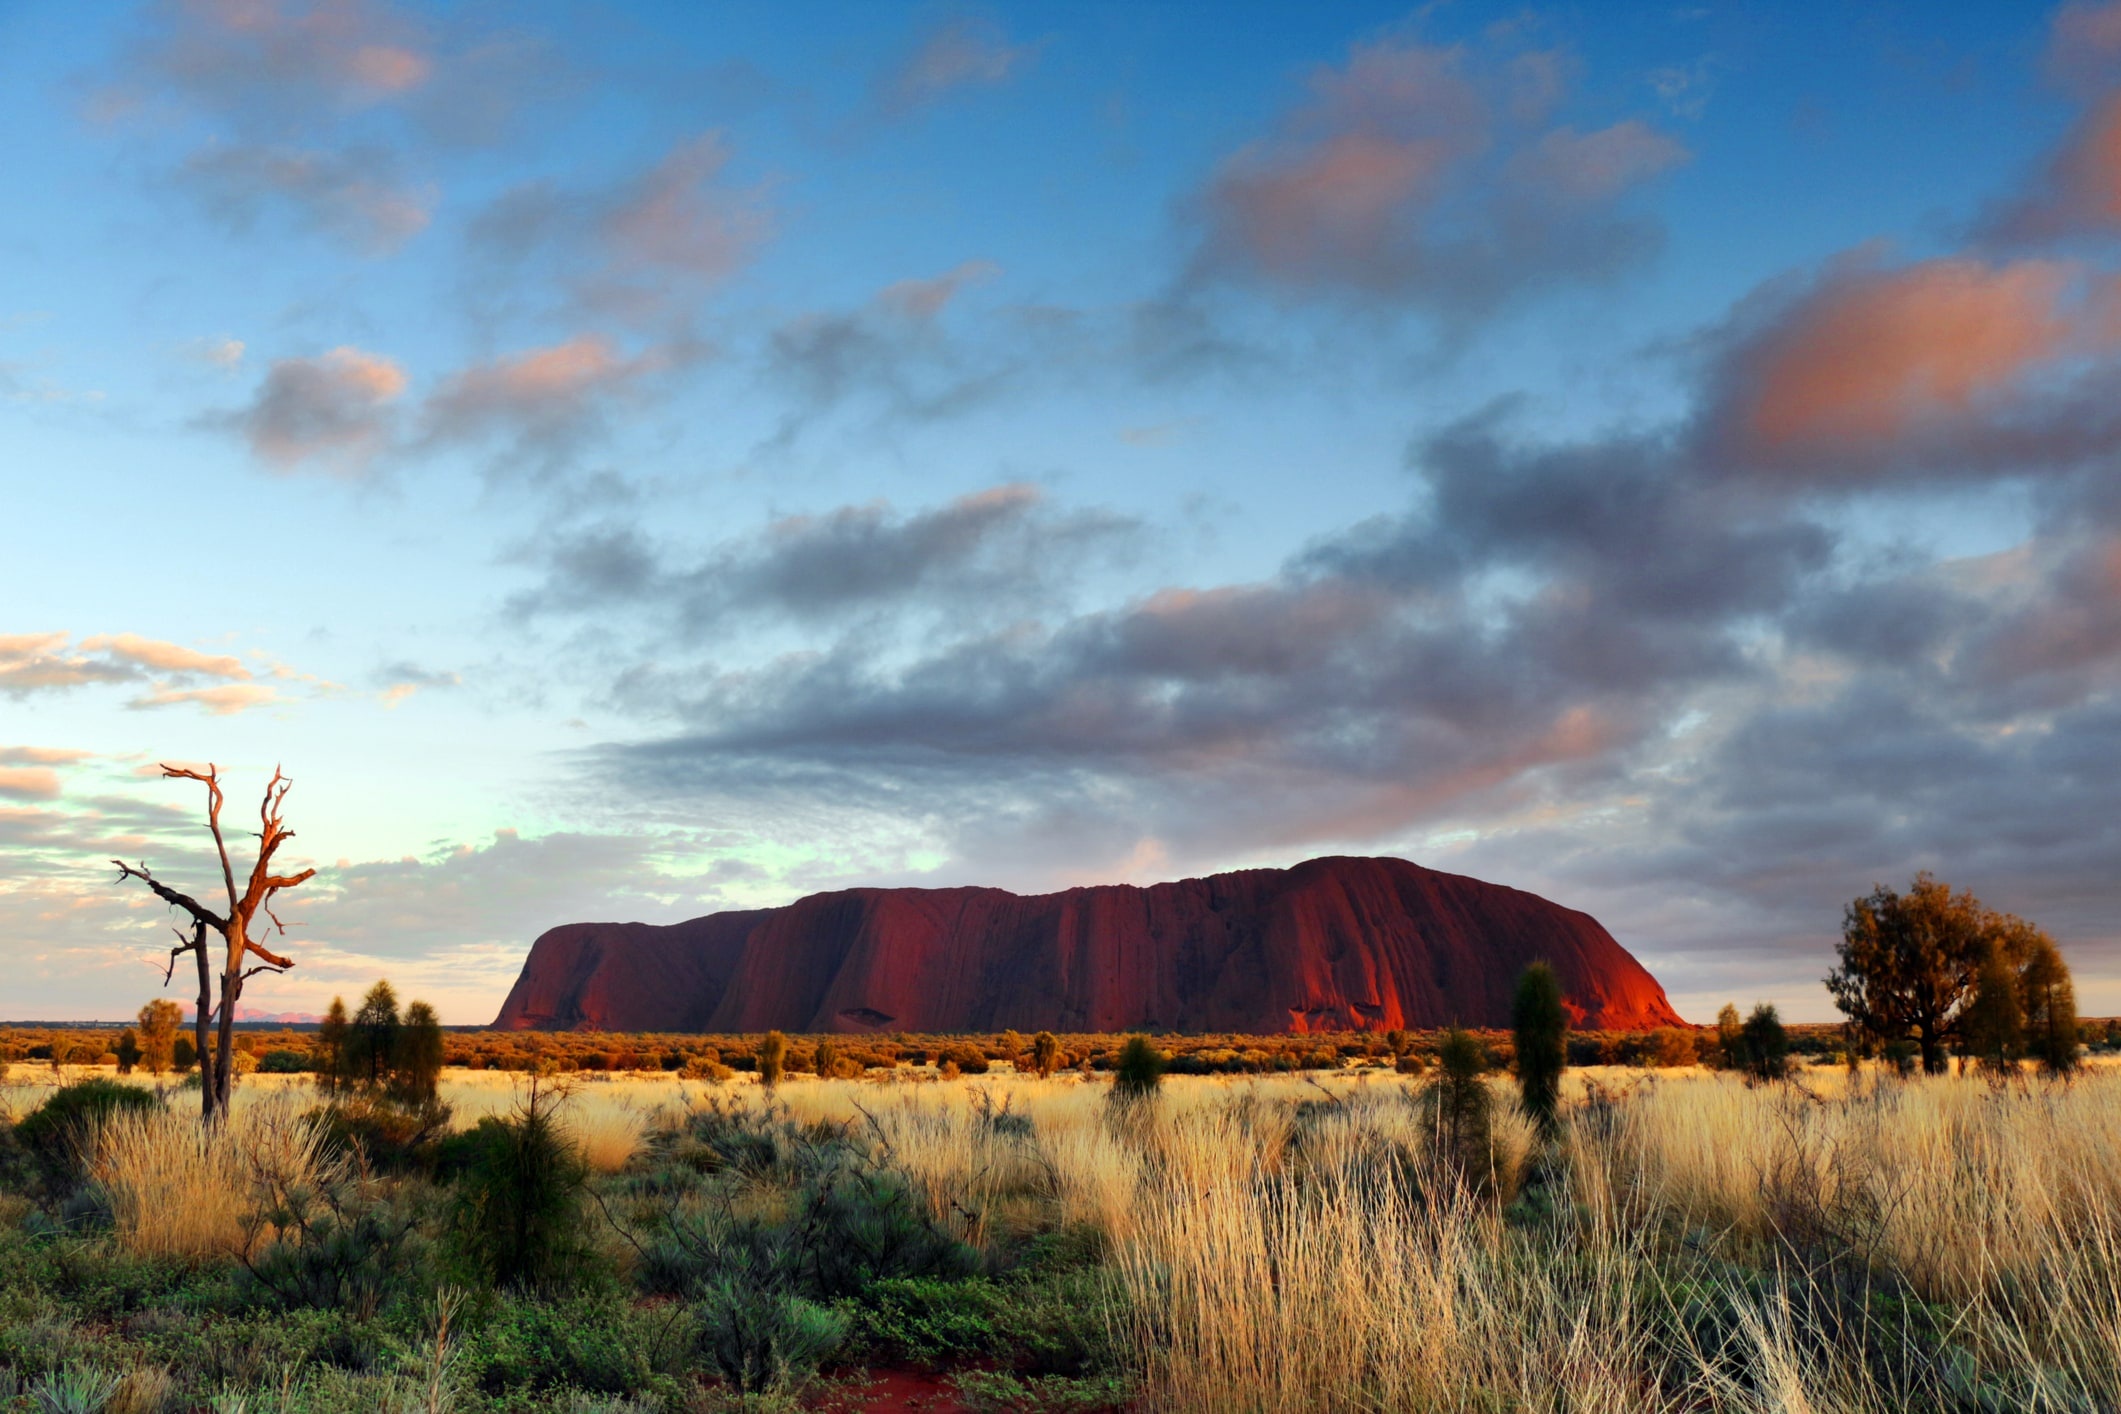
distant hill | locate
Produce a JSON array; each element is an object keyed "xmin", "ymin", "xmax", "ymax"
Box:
[{"xmin": 494, "ymin": 855, "xmax": 1684, "ymax": 1034}]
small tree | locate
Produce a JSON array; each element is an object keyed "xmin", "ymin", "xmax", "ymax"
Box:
[
  {"xmin": 2021, "ymin": 936, "xmax": 2080, "ymax": 1075},
  {"xmin": 1716, "ymin": 1004, "xmax": 1743, "ymax": 1068},
  {"xmin": 393, "ymin": 1000, "xmax": 445, "ymax": 1103},
  {"xmin": 113, "ymin": 765, "xmax": 315, "ymax": 1122},
  {"xmin": 1430, "ymin": 1027, "xmax": 1492, "ymax": 1185},
  {"xmin": 136, "ymin": 999, "xmax": 181, "ymax": 1076},
  {"xmin": 1113, "ymin": 1035, "xmax": 1164, "ymax": 1100},
  {"xmin": 173, "ymin": 1034, "xmax": 197, "ymax": 1074},
  {"xmin": 347, "ymin": 981, "xmax": 401, "ymax": 1089},
  {"xmin": 1828, "ymin": 875, "xmax": 1989, "ymax": 1074},
  {"xmin": 813, "ymin": 1039, "xmax": 839, "ymax": 1079},
  {"xmin": 1511, "ymin": 962, "xmax": 1567, "ymax": 1133},
  {"xmin": 314, "ymin": 996, "xmax": 350, "ymax": 1096},
  {"xmin": 115, "ymin": 1029, "xmax": 141, "ymax": 1075},
  {"xmin": 1961, "ymin": 941, "xmax": 2025, "ymax": 1075},
  {"xmin": 1031, "ymin": 1030, "xmax": 1061, "ymax": 1079},
  {"xmin": 757, "ymin": 1031, "xmax": 788, "ymax": 1088},
  {"xmin": 1738, "ymin": 1003, "xmax": 1789, "ymax": 1082}
]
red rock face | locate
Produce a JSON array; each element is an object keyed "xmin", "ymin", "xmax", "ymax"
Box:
[{"xmin": 491, "ymin": 855, "xmax": 1684, "ymax": 1033}]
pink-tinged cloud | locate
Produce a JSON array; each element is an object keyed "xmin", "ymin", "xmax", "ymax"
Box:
[
  {"xmin": 228, "ymin": 345, "xmax": 405, "ymax": 472},
  {"xmin": 1724, "ymin": 258, "xmax": 2104, "ymax": 456},
  {"xmin": 1984, "ymin": 93, "xmax": 2121, "ymax": 242},
  {"xmin": 0, "ymin": 746, "xmax": 91, "ymax": 766},
  {"xmin": 884, "ymin": 16, "xmax": 1035, "ymax": 115},
  {"xmin": 603, "ymin": 133, "xmax": 772, "ymax": 281},
  {"xmin": 0, "ymin": 767, "xmax": 61, "ymax": 801},
  {"xmin": 1190, "ymin": 35, "xmax": 1682, "ymax": 307},
  {"xmin": 877, "ymin": 261, "xmax": 1001, "ymax": 320},
  {"xmin": 138, "ymin": 0, "xmax": 434, "ymax": 115},
  {"xmin": 183, "ymin": 142, "xmax": 433, "ymax": 253},
  {"xmin": 1509, "ymin": 121, "xmax": 1689, "ymax": 204},
  {"xmin": 1208, "ymin": 132, "xmax": 1457, "ymax": 288},
  {"xmin": 0, "ymin": 633, "xmax": 129, "ymax": 695},
  {"xmin": 78, "ymin": 633, "xmax": 249, "ymax": 679},
  {"xmin": 2047, "ymin": 2, "xmax": 2121, "ymax": 94},
  {"xmin": 128, "ymin": 682, "xmax": 284, "ymax": 715}
]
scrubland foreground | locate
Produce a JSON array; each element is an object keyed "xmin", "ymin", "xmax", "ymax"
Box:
[{"xmin": 1, "ymin": 1063, "xmax": 2118, "ymax": 1412}]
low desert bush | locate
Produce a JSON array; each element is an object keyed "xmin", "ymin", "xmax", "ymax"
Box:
[
  {"xmin": 17, "ymin": 1080, "xmax": 161, "ymax": 1194},
  {"xmin": 450, "ymin": 1080, "xmax": 595, "ymax": 1292}
]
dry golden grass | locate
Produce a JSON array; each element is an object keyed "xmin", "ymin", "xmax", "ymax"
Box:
[{"xmin": 89, "ymin": 1098, "xmax": 338, "ymax": 1261}]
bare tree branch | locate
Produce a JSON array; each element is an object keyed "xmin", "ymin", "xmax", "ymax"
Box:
[{"xmin": 112, "ymin": 860, "xmax": 228, "ymax": 932}]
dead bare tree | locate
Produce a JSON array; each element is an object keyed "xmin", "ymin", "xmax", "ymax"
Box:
[{"xmin": 113, "ymin": 764, "xmax": 314, "ymax": 1123}]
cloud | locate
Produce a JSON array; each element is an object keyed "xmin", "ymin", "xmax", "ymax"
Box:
[
  {"xmin": 127, "ymin": 682, "xmax": 285, "ymax": 716},
  {"xmin": 519, "ymin": 483, "xmax": 1141, "ymax": 637},
  {"xmin": 1697, "ymin": 255, "xmax": 2121, "ymax": 479},
  {"xmin": 0, "ymin": 747, "xmax": 92, "ymax": 766},
  {"xmin": 881, "ymin": 15, "xmax": 1037, "ymax": 115},
  {"xmin": 0, "ymin": 769, "xmax": 61, "ymax": 801},
  {"xmin": 373, "ymin": 660, "xmax": 460, "ymax": 708},
  {"xmin": 181, "ymin": 336, "xmax": 246, "ymax": 370},
  {"xmin": 468, "ymin": 132, "xmax": 773, "ymax": 329},
  {"xmin": 1978, "ymin": 93, "xmax": 2121, "ymax": 244},
  {"xmin": 1187, "ymin": 35, "xmax": 1686, "ymax": 313},
  {"xmin": 113, "ymin": 0, "xmax": 435, "ymax": 127},
  {"xmin": 221, "ymin": 345, "xmax": 406, "ymax": 472},
  {"xmin": 181, "ymin": 142, "xmax": 433, "ymax": 254},
  {"xmin": 78, "ymin": 634, "xmax": 249, "ymax": 679},
  {"xmin": 418, "ymin": 335, "xmax": 694, "ymax": 476},
  {"xmin": 759, "ymin": 263, "xmax": 1016, "ymax": 446},
  {"xmin": 0, "ymin": 633, "xmax": 300, "ymax": 715},
  {"xmin": 2046, "ymin": 2, "xmax": 2121, "ymax": 97}
]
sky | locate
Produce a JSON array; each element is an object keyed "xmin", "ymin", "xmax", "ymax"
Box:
[{"xmin": 4, "ymin": 1, "xmax": 2121, "ymax": 1025}]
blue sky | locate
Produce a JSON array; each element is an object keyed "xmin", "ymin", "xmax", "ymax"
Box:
[{"xmin": 5, "ymin": 0, "xmax": 2120, "ymax": 1024}]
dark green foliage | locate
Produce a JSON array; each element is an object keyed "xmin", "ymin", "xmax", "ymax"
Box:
[
  {"xmin": 1738, "ymin": 1004, "xmax": 1790, "ymax": 1082},
  {"xmin": 314, "ymin": 996, "xmax": 350, "ymax": 1096},
  {"xmin": 851, "ymin": 1273, "xmax": 1121, "ymax": 1378},
  {"xmin": 450, "ymin": 1079, "xmax": 593, "ymax": 1292},
  {"xmin": 256, "ymin": 1048, "xmax": 311, "ymax": 1073},
  {"xmin": 171, "ymin": 1034, "xmax": 196, "ymax": 1073},
  {"xmin": 346, "ymin": 981, "xmax": 401, "ymax": 1090},
  {"xmin": 1112, "ymin": 1035, "xmax": 1164, "ymax": 1100},
  {"xmin": 1962, "ymin": 943, "xmax": 2025, "ymax": 1074},
  {"xmin": 113, "ymin": 1030, "xmax": 140, "ymax": 1075},
  {"xmin": 240, "ymin": 1181, "xmax": 433, "ymax": 1320},
  {"xmin": 1511, "ymin": 962, "xmax": 1567, "ymax": 1133},
  {"xmin": 757, "ymin": 1029, "xmax": 788, "ymax": 1087},
  {"xmin": 16, "ymin": 1080, "xmax": 161, "ymax": 1193},
  {"xmin": 1427, "ymin": 1027, "xmax": 1492, "ymax": 1188},
  {"xmin": 317, "ymin": 1093, "xmax": 453, "ymax": 1172},
  {"xmin": 461, "ymin": 1293, "xmax": 681, "ymax": 1398},
  {"xmin": 394, "ymin": 1001, "xmax": 445, "ymax": 1102},
  {"xmin": 693, "ymin": 1280, "xmax": 848, "ymax": 1395},
  {"xmin": 2020, "ymin": 936, "xmax": 2080, "ymax": 1075}
]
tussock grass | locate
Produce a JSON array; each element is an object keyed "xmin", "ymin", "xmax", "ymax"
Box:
[{"xmin": 89, "ymin": 1098, "xmax": 337, "ymax": 1261}]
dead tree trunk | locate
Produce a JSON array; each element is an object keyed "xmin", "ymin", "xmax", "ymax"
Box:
[{"xmin": 115, "ymin": 764, "xmax": 313, "ymax": 1124}]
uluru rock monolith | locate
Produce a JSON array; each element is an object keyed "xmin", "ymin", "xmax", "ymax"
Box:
[{"xmin": 492, "ymin": 855, "xmax": 1683, "ymax": 1033}]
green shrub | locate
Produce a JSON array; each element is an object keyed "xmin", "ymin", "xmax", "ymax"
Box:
[
  {"xmin": 450, "ymin": 1080, "xmax": 593, "ymax": 1292},
  {"xmin": 256, "ymin": 1049, "xmax": 311, "ymax": 1074},
  {"xmin": 240, "ymin": 1183, "xmax": 433, "ymax": 1320},
  {"xmin": 1739, "ymin": 1004, "xmax": 1790, "ymax": 1082},
  {"xmin": 1511, "ymin": 963, "xmax": 1567, "ymax": 1134},
  {"xmin": 1112, "ymin": 1036, "xmax": 1163, "ymax": 1100},
  {"xmin": 463, "ymin": 1293, "xmax": 677, "ymax": 1398},
  {"xmin": 692, "ymin": 1280, "xmax": 847, "ymax": 1396},
  {"xmin": 1427, "ymin": 1028, "xmax": 1492, "ymax": 1190},
  {"xmin": 16, "ymin": 1080, "xmax": 161, "ymax": 1193}
]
